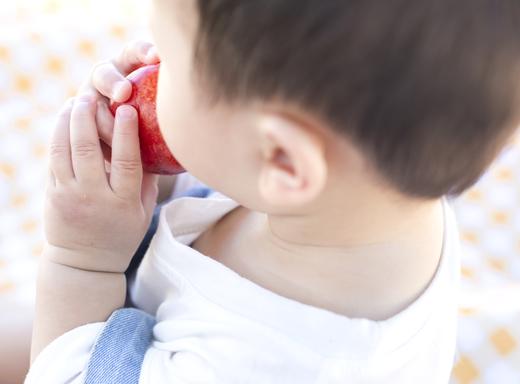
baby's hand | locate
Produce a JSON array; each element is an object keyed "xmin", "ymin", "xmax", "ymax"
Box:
[
  {"xmin": 79, "ymin": 40, "xmax": 160, "ymax": 159},
  {"xmin": 44, "ymin": 95, "xmax": 159, "ymax": 273}
]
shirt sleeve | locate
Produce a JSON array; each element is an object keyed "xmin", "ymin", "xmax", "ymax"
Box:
[{"xmin": 25, "ymin": 322, "xmax": 105, "ymax": 384}]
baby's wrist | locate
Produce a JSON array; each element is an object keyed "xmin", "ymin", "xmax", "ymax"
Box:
[{"xmin": 42, "ymin": 243, "xmax": 128, "ymax": 273}]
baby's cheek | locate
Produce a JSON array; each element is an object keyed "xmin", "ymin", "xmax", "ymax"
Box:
[
  {"xmin": 155, "ymin": 80, "xmax": 169, "ymax": 140},
  {"xmin": 156, "ymin": 75, "xmax": 186, "ymax": 154}
]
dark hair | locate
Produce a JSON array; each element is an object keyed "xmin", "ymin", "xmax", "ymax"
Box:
[{"xmin": 195, "ymin": 0, "xmax": 520, "ymax": 198}]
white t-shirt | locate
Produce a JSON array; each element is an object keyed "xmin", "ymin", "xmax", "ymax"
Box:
[{"xmin": 26, "ymin": 175, "xmax": 461, "ymax": 384}]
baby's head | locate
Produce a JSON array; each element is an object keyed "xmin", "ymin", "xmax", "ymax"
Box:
[{"xmin": 150, "ymin": 0, "xmax": 520, "ymax": 213}]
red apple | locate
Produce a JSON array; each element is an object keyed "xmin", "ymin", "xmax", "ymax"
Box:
[{"xmin": 110, "ymin": 64, "xmax": 185, "ymax": 175}]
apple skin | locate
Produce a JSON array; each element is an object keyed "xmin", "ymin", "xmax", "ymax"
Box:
[{"xmin": 110, "ymin": 64, "xmax": 185, "ymax": 175}]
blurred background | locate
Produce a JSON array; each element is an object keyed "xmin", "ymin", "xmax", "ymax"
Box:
[{"xmin": 0, "ymin": 0, "xmax": 519, "ymax": 383}]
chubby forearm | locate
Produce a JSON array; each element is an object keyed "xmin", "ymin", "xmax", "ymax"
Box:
[{"xmin": 30, "ymin": 253, "xmax": 126, "ymax": 364}]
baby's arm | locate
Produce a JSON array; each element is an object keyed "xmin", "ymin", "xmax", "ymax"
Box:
[
  {"xmin": 31, "ymin": 41, "xmax": 162, "ymax": 364},
  {"xmin": 31, "ymin": 256, "xmax": 126, "ymax": 363}
]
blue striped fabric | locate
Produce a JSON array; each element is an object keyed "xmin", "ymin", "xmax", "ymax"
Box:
[{"xmin": 84, "ymin": 308, "xmax": 156, "ymax": 384}]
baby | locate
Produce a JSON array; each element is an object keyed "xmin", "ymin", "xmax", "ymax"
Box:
[{"xmin": 25, "ymin": 0, "xmax": 520, "ymax": 383}]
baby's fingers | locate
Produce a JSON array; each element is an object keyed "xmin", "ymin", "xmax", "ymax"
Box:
[
  {"xmin": 96, "ymin": 100, "xmax": 115, "ymax": 146},
  {"xmin": 81, "ymin": 41, "xmax": 159, "ymax": 104},
  {"xmin": 110, "ymin": 105, "xmax": 142, "ymax": 201},
  {"xmin": 112, "ymin": 40, "xmax": 159, "ymax": 75},
  {"xmin": 77, "ymin": 40, "xmax": 159, "ymax": 105},
  {"xmin": 70, "ymin": 96, "xmax": 108, "ymax": 186},
  {"xmin": 49, "ymin": 99, "xmax": 75, "ymax": 185},
  {"xmin": 89, "ymin": 61, "xmax": 132, "ymax": 103}
]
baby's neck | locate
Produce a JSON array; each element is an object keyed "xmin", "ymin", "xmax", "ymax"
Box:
[
  {"xmin": 268, "ymin": 197, "xmax": 444, "ymax": 317},
  {"xmin": 194, "ymin": 195, "xmax": 445, "ymax": 320},
  {"xmin": 268, "ymin": 192, "xmax": 443, "ymax": 249}
]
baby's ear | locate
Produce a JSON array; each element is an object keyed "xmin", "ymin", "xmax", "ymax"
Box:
[{"xmin": 256, "ymin": 114, "xmax": 327, "ymax": 208}]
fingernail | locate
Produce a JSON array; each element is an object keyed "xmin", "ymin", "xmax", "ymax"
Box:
[
  {"xmin": 117, "ymin": 105, "xmax": 136, "ymax": 120},
  {"xmin": 141, "ymin": 45, "xmax": 152, "ymax": 58},
  {"xmin": 77, "ymin": 93, "xmax": 92, "ymax": 103},
  {"xmin": 113, "ymin": 81, "xmax": 129, "ymax": 101},
  {"xmin": 75, "ymin": 100, "xmax": 91, "ymax": 111},
  {"xmin": 64, "ymin": 97, "xmax": 75, "ymax": 109},
  {"xmin": 145, "ymin": 47, "xmax": 158, "ymax": 62},
  {"xmin": 58, "ymin": 98, "xmax": 74, "ymax": 115}
]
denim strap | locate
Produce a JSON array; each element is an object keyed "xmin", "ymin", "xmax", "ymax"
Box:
[{"xmin": 84, "ymin": 308, "xmax": 156, "ymax": 384}]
